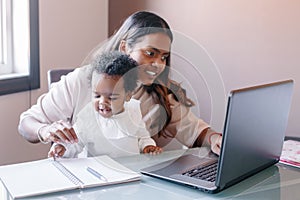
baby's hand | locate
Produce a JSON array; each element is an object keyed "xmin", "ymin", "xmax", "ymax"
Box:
[
  {"xmin": 143, "ymin": 145, "xmax": 163, "ymax": 155},
  {"xmin": 48, "ymin": 143, "xmax": 66, "ymax": 159}
]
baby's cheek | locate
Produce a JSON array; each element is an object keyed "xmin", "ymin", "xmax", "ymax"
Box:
[{"xmin": 93, "ymin": 100, "xmax": 99, "ymax": 111}]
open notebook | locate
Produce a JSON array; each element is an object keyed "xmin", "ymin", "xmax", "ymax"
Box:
[
  {"xmin": 0, "ymin": 155, "xmax": 140, "ymax": 199},
  {"xmin": 280, "ymin": 140, "xmax": 300, "ymax": 168}
]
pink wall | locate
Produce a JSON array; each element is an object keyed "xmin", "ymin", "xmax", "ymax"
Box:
[
  {"xmin": 109, "ymin": 0, "xmax": 300, "ymax": 135},
  {"xmin": 1, "ymin": 0, "xmax": 299, "ymax": 165}
]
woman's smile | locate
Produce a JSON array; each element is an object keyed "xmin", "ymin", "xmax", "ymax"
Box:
[{"xmin": 145, "ymin": 70, "xmax": 157, "ymax": 76}]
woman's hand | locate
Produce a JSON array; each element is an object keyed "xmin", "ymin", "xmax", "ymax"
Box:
[
  {"xmin": 209, "ymin": 133, "xmax": 222, "ymax": 155},
  {"xmin": 48, "ymin": 143, "xmax": 66, "ymax": 159},
  {"xmin": 38, "ymin": 120, "xmax": 78, "ymax": 144},
  {"xmin": 143, "ymin": 145, "xmax": 163, "ymax": 155}
]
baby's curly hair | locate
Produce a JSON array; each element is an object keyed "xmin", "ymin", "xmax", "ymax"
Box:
[{"xmin": 91, "ymin": 51, "xmax": 138, "ymax": 92}]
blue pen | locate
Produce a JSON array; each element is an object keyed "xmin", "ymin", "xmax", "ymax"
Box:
[{"xmin": 86, "ymin": 167, "xmax": 108, "ymax": 182}]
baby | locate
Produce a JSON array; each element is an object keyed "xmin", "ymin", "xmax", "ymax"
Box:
[{"xmin": 48, "ymin": 51, "xmax": 162, "ymax": 158}]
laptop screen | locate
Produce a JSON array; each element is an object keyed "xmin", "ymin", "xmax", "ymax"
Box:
[{"xmin": 216, "ymin": 80, "xmax": 294, "ymax": 190}]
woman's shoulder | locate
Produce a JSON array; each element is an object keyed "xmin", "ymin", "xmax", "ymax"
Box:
[
  {"xmin": 47, "ymin": 65, "xmax": 92, "ymax": 110},
  {"xmin": 60, "ymin": 65, "xmax": 92, "ymax": 89},
  {"xmin": 67, "ymin": 65, "xmax": 92, "ymax": 80}
]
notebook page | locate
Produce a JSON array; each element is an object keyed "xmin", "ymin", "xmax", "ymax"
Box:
[
  {"xmin": 59, "ymin": 155, "xmax": 141, "ymax": 188},
  {"xmin": 0, "ymin": 158, "xmax": 77, "ymax": 199}
]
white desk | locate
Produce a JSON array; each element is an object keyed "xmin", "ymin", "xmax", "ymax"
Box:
[{"xmin": 1, "ymin": 148, "xmax": 300, "ymax": 199}]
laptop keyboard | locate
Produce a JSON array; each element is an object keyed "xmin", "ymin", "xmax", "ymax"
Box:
[{"xmin": 182, "ymin": 161, "xmax": 218, "ymax": 182}]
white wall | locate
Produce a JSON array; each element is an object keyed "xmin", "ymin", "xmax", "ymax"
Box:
[{"xmin": 0, "ymin": 0, "xmax": 108, "ymax": 165}]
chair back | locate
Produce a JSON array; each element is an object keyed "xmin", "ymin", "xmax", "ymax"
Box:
[{"xmin": 47, "ymin": 69, "xmax": 74, "ymax": 89}]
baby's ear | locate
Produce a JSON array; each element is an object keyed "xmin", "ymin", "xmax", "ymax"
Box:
[
  {"xmin": 125, "ymin": 91, "xmax": 133, "ymax": 102},
  {"xmin": 119, "ymin": 40, "xmax": 127, "ymax": 53}
]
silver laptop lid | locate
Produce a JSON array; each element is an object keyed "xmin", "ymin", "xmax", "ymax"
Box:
[{"xmin": 216, "ymin": 79, "xmax": 294, "ymax": 190}]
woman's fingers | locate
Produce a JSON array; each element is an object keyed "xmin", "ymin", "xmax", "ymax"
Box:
[
  {"xmin": 49, "ymin": 121, "xmax": 78, "ymax": 144},
  {"xmin": 210, "ymin": 134, "xmax": 222, "ymax": 155},
  {"xmin": 59, "ymin": 121, "xmax": 78, "ymax": 142}
]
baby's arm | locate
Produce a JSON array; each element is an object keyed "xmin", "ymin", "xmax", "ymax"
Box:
[{"xmin": 128, "ymin": 99, "xmax": 163, "ymax": 155}]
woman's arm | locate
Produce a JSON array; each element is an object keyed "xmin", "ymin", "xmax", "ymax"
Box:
[
  {"xmin": 169, "ymin": 96, "xmax": 223, "ymax": 155},
  {"xmin": 193, "ymin": 128, "xmax": 222, "ymax": 155},
  {"xmin": 18, "ymin": 67, "xmax": 91, "ymax": 144},
  {"xmin": 133, "ymin": 86, "xmax": 222, "ymax": 154}
]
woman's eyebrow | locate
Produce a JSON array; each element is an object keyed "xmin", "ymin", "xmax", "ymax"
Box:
[{"xmin": 148, "ymin": 46, "xmax": 170, "ymax": 54}]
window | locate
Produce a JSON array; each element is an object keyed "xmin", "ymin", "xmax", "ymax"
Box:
[{"xmin": 0, "ymin": 0, "xmax": 39, "ymax": 96}]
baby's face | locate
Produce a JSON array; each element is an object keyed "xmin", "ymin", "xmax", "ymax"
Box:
[{"xmin": 92, "ymin": 73, "xmax": 127, "ymax": 118}]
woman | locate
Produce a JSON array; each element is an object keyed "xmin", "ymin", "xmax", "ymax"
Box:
[{"xmin": 18, "ymin": 11, "xmax": 222, "ymax": 155}]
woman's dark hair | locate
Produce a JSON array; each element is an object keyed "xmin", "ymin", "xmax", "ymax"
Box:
[{"xmin": 86, "ymin": 11, "xmax": 194, "ymax": 137}]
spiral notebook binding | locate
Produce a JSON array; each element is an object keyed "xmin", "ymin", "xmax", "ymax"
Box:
[{"xmin": 52, "ymin": 161, "xmax": 84, "ymax": 186}]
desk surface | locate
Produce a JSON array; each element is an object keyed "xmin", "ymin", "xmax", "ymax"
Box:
[{"xmin": 1, "ymin": 148, "xmax": 300, "ymax": 200}]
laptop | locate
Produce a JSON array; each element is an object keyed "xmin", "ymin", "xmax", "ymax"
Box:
[{"xmin": 141, "ymin": 79, "xmax": 294, "ymax": 193}]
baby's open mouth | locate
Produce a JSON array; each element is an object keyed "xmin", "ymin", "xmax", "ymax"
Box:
[
  {"xmin": 99, "ymin": 107, "xmax": 111, "ymax": 113},
  {"xmin": 98, "ymin": 104, "xmax": 112, "ymax": 116}
]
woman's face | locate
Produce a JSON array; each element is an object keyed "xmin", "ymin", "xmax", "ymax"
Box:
[
  {"xmin": 121, "ymin": 33, "xmax": 171, "ymax": 85},
  {"xmin": 92, "ymin": 73, "xmax": 128, "ymax": 118}
]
